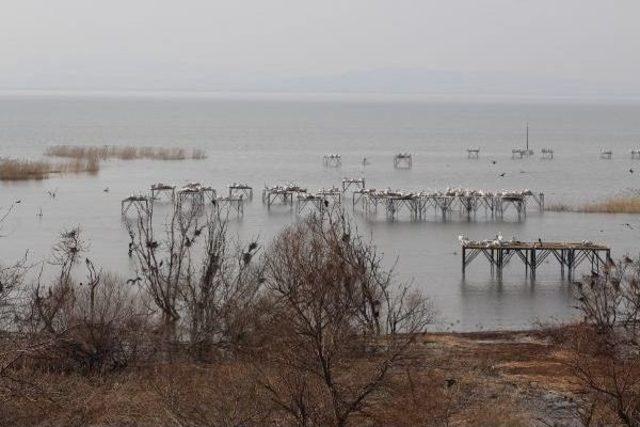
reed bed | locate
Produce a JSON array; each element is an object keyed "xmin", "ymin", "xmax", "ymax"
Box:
[
  {"xmin": 546, "ymin": 196, "xmax": 640, "ymax": 214},
  {"xmin": 45, "ymin": 145, "xmax": 207, "ymax": 161},
  {"xmin": 0, "ymin": 157, "xmax": 100, "ymax": 181},
  {"xmin": 0, "ymin": 159, "xmax": 52, "ymax": 181}
]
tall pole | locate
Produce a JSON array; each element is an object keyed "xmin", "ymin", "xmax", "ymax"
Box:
[{"xmin": 526, "ymin": 122, "xmax": 529, "ymax": 151}]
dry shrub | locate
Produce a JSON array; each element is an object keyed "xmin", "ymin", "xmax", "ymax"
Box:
[
  {"xmin": 1, "ymin": 211, "xmax": 440, "ymax": 426},
  {"xmin": 562, "ymin": 257, "xmax": 640, "ymax": 425},
  {"xmin": 45, "ymin": 145, "xmax": 206, "ymax": 161},
  {"xmin": 254, "ymin": 214, "xmax": 433, "ymax": 426},
  {"xmin": 25, "ymin": 228, "xmax": 148, "ymax": 374}
]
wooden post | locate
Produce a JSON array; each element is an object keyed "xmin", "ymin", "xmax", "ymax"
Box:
[
  {"xmin": 462, "ymin": 247, "xmax": 466, "ymax": 275},
  {"xmin": 531, "ymin": 249, "xmax": 537, "ymax": 278}
]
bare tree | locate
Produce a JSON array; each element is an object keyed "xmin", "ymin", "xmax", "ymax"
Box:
[
  {"xmin": 25, "ymin": 228, "xmax": 146, "ymax": 373},
  {"xmin": 126, "ymin": 201, "xmax": 263, "ymax": 360},
  {"xmin": 0, "ymin": 202, "xmax": 25, "ymax": 327},
  {"xmin": 256, "ymin": 213, "xmax": 433, "ymax": 426},
  {"xmin": 566, "ymin": 257, "xmax": 640, "ymax": 425}
]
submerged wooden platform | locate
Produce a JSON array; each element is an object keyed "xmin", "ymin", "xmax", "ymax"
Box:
[{"xmin": 461, "ymin": 240, "xmax": 611, "ymax": 278}]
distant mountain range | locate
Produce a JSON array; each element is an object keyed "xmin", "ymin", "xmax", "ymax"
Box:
[
  {"xmin": 272, "ymin": 68, "xmax": 636, "ymax": 99},
  {"xmin": 2, "ymin": 67, "xmax": 638, "ymax": 100}
]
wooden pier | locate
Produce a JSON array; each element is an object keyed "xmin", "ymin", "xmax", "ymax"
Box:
[
  {"xmin": 352, "ymin": 188, "xmax": 544, "ymax": 221},
  {"xmin": 342, "ymin": 177, "xmax": 365, "ymax": 192},
  {"xmin": 150, "ymin": 183, "xmax": 175, "ymax": 202},
  {"xmin": 229, "ymin": 183, "xmax": 253, "ymax": 200},
  {"xmin": 177, "ymin": 183, "xmax": 216, "ymax": 208},
  {"xmin": 393, "ymin": 153, "xmax": 413, "ymax": 169},
  {"xmin": 262, "ymin": 184, "xmax": 307, "ymax": 208},
  {"xmin": 214, "ymin": 195, "xmax": 245, "ymax": 216},
  {"xmin": 121, "ymin": 195, "xmax": 149, "ymax": 216},
  {"xmin": 461, "ymin": 240, "xmax": 611, "ymax": 279},
  {"xmin": 600, "ymin": 149, "xmax": 613, "ymax": 159},
  {"xmin": 323, "ymin": 154, "xmax": 342, "ymax": 167}
]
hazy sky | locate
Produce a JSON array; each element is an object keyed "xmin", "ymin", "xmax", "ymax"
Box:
[{"xmin": 2, "ymin": 0, "xmax": 639, "ymax": 95}]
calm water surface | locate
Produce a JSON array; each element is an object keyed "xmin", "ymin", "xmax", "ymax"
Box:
[{"xmin": 2, "ymin": 93, "xmax": 640, "ymax": 331}]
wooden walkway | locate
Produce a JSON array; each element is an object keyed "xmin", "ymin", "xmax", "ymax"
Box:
[{"xmin": 461, "ymin": 241, "xmax": 611, "ymax": 278}]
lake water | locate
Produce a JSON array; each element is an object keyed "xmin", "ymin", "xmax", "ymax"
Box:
[{"xmin": 2, "ymin": 92, "xmax": 640, "ymax": 331}]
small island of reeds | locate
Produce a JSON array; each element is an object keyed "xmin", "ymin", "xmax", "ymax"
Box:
[
  {"xmin": 546, "ymin": 195, "xmax": 640, "ymax": 214},
  {"xmin": 0, "ymin": 157, "xmax": 99, "ymax": 181},
  {"xmin": 44, "ymin": 145, "xmax": 207, "ymax": 161}
]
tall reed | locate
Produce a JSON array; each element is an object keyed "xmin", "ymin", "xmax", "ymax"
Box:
[
  {"xmin": 546, "ymin": 196, "xmax": 640, "ymax": 214},
  {"xmin": 45, "ymin": 145, "xmax": 206, "ymax": 161}
]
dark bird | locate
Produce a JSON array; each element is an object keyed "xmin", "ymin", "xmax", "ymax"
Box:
[
  {"xmin": 630, "ymin": 169, "xmax": 634, "ymax": 174},
  {"xmin": 624, "ymin": 223, "xmax": 634, "ymax": 229},
  {"xmin": 499, "ymin": 172, "xmax": 506, "ymax": 177},
  {"xmin": 538, "ymin": 238, "xmax": 543, "ymax": 244},
  {"xmin": 103, "ymin": 187, "xmax": 109, "ymax": 193},
  {"xmin": 62, "ymin": 229, "xmax": 77, "ymax": 239},
  {"xmin": 15, "ymin": 200, "xmax": 21, "ymax": 204},
  {"xmin": 491, "ymin": 160, "xmax": 497, "ymax": 165}
]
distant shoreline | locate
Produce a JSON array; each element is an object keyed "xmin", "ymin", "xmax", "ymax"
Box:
[{"xmin": 1, "ymin": 89, "xmax": 640, "ymax": 104}]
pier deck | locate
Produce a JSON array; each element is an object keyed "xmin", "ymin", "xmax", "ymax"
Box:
[{"xmin": 461, "ymin": 240, "xmax": 611, "ymax": 278}]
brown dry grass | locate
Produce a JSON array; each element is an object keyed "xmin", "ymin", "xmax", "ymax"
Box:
[
  {"xmin": 0, "ymin": 329, "xmax": 583, "ymax": 426},
  {"xmin": 0, "ymin": 157, "xmax": 100, "ymax": 181},
  {"xmin": 45, "ymin": 145, "xmax": 207, "ymax": 161},
  {"xmin": 0, "ymin": 159, "xmax": 51, "ymax": 181},
  {"xmin": 546, "ymin": 196, "xmax": 640, "ymax": 214}
]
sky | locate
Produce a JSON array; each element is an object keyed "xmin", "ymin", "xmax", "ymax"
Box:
[{"xmin": 1, "ymin": 0, "xmax": 639, "ymax": 96}]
